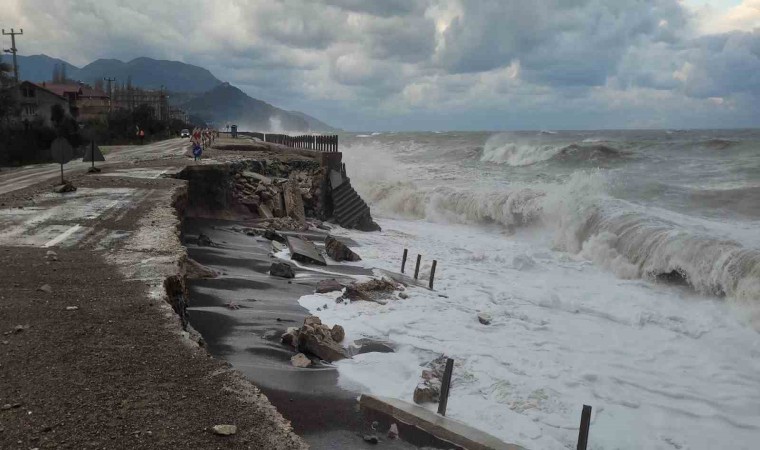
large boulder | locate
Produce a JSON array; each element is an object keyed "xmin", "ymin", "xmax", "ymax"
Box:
[
  {"xmin": 299, "ymin": 327, "xmax": 348, "ymax": 362},
  {"xmin": 296, "ymin": 316, "xmax": 348, "ymax": 362},
  {"xmin": 270, "ymin": 262, "xmax": 295, "ymax": 278},
  {"xmin": 324, "ymin": 236, "xmax": 361, "ymax": 262}
]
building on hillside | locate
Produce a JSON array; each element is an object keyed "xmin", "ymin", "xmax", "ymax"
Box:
[
  {"xmin": 41, "ymin": 83, "xmax": 110, "ymax": 122},
  {"xmin": 168, "ymin": 106, "xmax": 188, "ymax": 123},
  {"xmin": 111, "ymin": 87, "xmax": 169, "ymax": 121},
  {"xmin": 15, "ymin": 81, "xmax": 72, "ymax": 127}
]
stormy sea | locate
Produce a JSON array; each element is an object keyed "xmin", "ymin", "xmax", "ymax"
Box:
[{"xmin": 299, "ymin": 129, "xmax": 760, "ymax": 449}]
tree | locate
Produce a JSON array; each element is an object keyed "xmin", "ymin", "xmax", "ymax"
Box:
[
  {"xmin": 0, "ymin": 58, "xmax": 17, "ymax": 125},
  {"xmin": 60, "ymin": 64, "xmax": 68, "ymax": 83}
]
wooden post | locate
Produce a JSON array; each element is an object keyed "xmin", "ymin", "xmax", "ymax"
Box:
[
  {"xmin": 577, "ymin": 405, "xmax": 592, "ymax": 450},
  {"xmin": 401, "ymin": 249, "xmax": 408, "ymax": 273},
  {"xmin": 429, "ymin": 260, "xmax": 437, "ymax": 289},
  {"xmin": 414, "ymin": 254, "xmax": 421, "ymax": 279},
  {"xmin": 437, "ymin": 358, "xmax": 454, "ymax": 416}
]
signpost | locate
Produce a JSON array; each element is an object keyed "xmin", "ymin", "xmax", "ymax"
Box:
[{"xmin": 50, "ymin": 137, "xmax": 74, "ymax": 184}]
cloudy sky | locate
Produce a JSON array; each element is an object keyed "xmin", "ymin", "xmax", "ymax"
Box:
[{"xmin": 2, "ymin": 0, "xmax": 759, "ymax": 130}]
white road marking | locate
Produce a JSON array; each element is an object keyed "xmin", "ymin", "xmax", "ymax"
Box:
[{"xmin": 43, "ymin": 224, "xmax": 82, "ymax": 248}]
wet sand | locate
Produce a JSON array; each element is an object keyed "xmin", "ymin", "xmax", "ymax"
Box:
[{"xmin": 184, "ymin": 218, "xmax": 433, "ymax": 449}]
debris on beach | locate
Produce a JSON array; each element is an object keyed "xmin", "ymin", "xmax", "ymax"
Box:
[
  {"xmin": 341, "ymin": 277, "xmax": 400, "ymax": 302},
  {"xmin": 324, "ymin": 235, "xmax": 361, "ymax": 262},
  {"xmin": 315, "ymin": 278, "xmax": 343, "ymax": 294},
  {"xmin": 413, "ymin": 356, "xmax": 448, "ymax": 405},
  {"xmin": 281, "ymin": 315, "xmax": 348, "ymax": 362},
  {"xmin": 185, "ymin": 257, "xmax": 218, "ymax": 279},
  {"xmin": 269, "ymin": 262, "xmax": 295, "ymax": 278},
  {"xmin": 290, "ymin": 352, "xmax": 312, "ymax": 368}
]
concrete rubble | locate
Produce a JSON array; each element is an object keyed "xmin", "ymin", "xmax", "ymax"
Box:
[
  {"xmin": 281, "ymin": 315, "xmax": 348, "ymax": 362},
  {"xmin": 324, "ymin": 235, "xmax": 361, "ymax": 262},
  {"xmin": 413, "ymin": 356, "xmax": 448, "ymax": 405}
]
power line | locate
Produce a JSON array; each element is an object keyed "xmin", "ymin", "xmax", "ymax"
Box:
[{"xmin": 2, "ymin": 28, "xmax": 23, "ymax": 84}]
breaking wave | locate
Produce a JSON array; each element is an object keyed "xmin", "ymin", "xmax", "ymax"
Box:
[
  {"xmin": 358, "ymin": 171, "xmax": 760, "ymax": 303},
  {"xmin": 481, "ymin": 133, "xmax": 624, "ymax": 166}
]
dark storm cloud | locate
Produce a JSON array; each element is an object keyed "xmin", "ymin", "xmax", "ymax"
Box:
[
  {"xmin": 2, "ymin": 0, "xmax": 758, "ymax": 130},
  {"xmin": 435, "ymin": 0, "xmax": 690, "ymax": 86}
]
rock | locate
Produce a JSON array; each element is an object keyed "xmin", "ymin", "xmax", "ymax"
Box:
[
  {"xmin": 37, "ymin": 284, "xmax": 52, "ymax": 294},
  {"xmin": 351, "ymin": 338, "xmax": 395, "ymax": 355},
  {"xmin": 13, "ymin": 325, "xmax": 26, "ymax": 334},
  {"xmin": 290, "ymin": 353, "xmax": 312, "ymax": 368},
  {"xmin": 343, "ymin": 278, "xmax": 398, "ymax": 302},
  {"xmin": 324, "ymin": 236, "xmax": 361, "ymax": 262},
  {"xmin": 211, "ymin": 424, "xmax": 237, "ymax": 436},
  {"xmin": 317, "ymin": 222, "xmax": 332, "ymax": 231},
  {"xmin": 398, "ymin": 292, "xmax": 409, "ymax": 299},
  {"xmin": 330, "ymin": 324, "xmax": 345, "ymax": 343},
  {"xmin": 269, "ymin": 262, "xmax": 295, "ymax": 278},
  {"xmin": 271, "ymin": 240, "xmax": 285, "ymax": 253},
  {"xmin": 52, "ymin": 182, "xmax": 76, "ymax": 193},
  {"xmin": 197, "ymin": 233, "xmax": 213, "ymax": 247},
  {"xmin": 388, "ymin": 423, "xmax": 399, "ymax": 439},
  {"xmin": 185, "ymin": 258, "xmax": 218, "ymax": 279},
  {"xmin": 243, "ymin": 171, "xmax": 272, "ymax": 185},
  {"xmin": 298, "ymin": 325, "xmax": 348, "ymax": 362},
  {"xmin": 303, "ymin": 315, "xmax": 322, "ymax": 327},
  {"xmin": 45, "ymin": 250, "xmax": 58, "ymax": 262},
  {"xmin": 281, "ymin": 327, "xmax": 299, "ymax": 347},
  {"xmin": 413, "ymin": 380, "xmax": 441, "ymax": 404},
  {"xmin": 363, "ymin": 435, "xmax": 379, "ymax": 444},
  {"xmin": 65, "ymin": 306, "xmax": 79, "ymax": 311},
  {"xmin": 263, "ymin": 228, "xmax": 285, "ymax": 242},
  {"xmin": 477, "ymin": 313, "xmax": 492, "ymax": 325},
  {"xmin": 315, "ymin": 279, "xmax": 343, "ymax": 294}
]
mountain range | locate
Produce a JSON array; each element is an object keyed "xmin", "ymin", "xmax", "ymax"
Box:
[{"xmin": 11, "ymin": 54, "xmax": 336, "ymax": 131}]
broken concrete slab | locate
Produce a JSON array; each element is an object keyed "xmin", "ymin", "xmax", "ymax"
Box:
[
  {"xmin": 282, "ymin": 179, "xmax": 306, "ymax": 223},
  {"xmin": 257, "ymin": 203, "xmax": 274, "ymax": 219},
  {"xmin": 242, "ymin": 171, "xmax": 272, "ymax": 185},
  {"xmin": 359, "ymin": 395, "xmax": 525, "ymax": 450},
  {"xmin": 324, "ymin": 235, "xmax": 361, "ymax": 262},
  {"xmin": 286, "ymin": 235, "xmax": 326, "ymax": 266}
]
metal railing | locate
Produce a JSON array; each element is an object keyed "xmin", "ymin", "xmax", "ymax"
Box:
[{"xmin": 241, "ymin": 132, "xmax": 339, "ymax": 152}]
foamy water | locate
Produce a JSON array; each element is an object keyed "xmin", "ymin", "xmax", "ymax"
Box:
[{"xmin": 300, "ymin": 130, "xmax": 760, "ymax": 449}]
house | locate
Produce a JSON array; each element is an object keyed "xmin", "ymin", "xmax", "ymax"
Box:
[
  {"xmin": 16, "ymin": 81, "xmax": 72, "ymax": 127},
  {"xmin": 42, "ymin": 83, "xmax": 110, "ymax": 122},
  {"xmin": 111, "ymin": 87, "xmax": 168, "ymax": 121}
]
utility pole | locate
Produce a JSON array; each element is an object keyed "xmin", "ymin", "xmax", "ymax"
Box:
[
  {"xmin": 104, "ymin": 77, "xmax": 116, "ymax": 112},
  {"xmin": 2, "ymin": 28, "xmax": 23, "ymax": 84}
]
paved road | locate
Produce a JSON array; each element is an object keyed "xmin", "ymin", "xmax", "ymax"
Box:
[
  {"xmin": 0, "ymin": 138, "xmax": 188, "ymax": 195},
  {"xmin": 0, "ymin": 138, "xmax": 189, "ymax": 250}
]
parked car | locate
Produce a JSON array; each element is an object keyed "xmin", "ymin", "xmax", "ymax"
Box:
[{"xmin": 180, "ymin": 129, "xmax": 190, "ymax": 138}]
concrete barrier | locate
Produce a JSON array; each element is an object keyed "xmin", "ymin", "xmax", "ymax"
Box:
[{"xmin": 359, "ymin": 394, "xmax": 526, "ymax": 450}]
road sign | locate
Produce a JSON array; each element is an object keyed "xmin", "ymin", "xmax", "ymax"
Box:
[
  {"xmin": 82, "ymin": 142, "xmax": 105, "ymax": 162},
  {"xmin": 50, "ymin": 137, "xmax": 74, "ymax": 164}
]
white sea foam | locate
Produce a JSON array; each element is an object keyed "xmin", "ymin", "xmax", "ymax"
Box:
[
  {"xmin": 315, "ymin": 133, "xmax": 760, "ymax": 449},
  {"xmin": 300, "ymin": 218, "xmax": 760, "ymax": 450}
]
